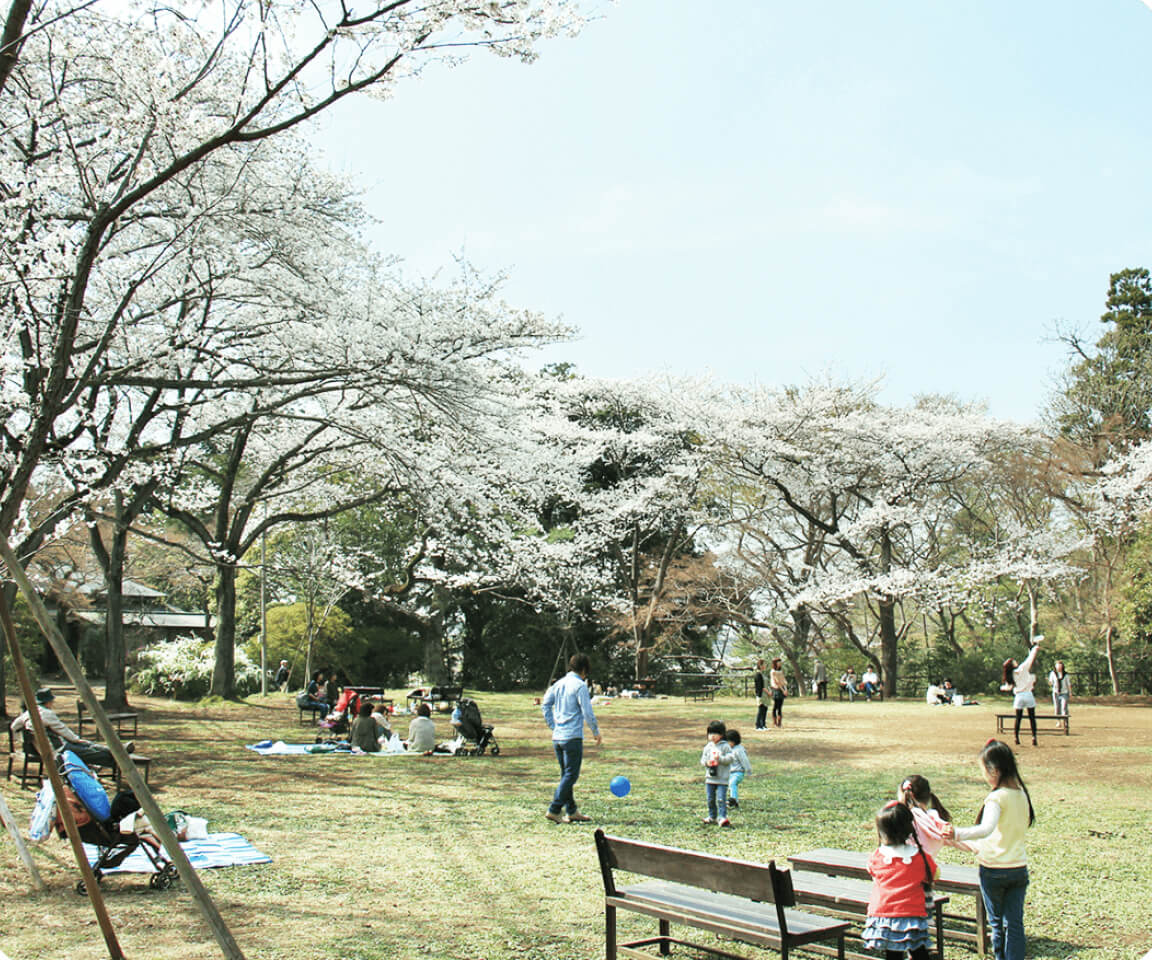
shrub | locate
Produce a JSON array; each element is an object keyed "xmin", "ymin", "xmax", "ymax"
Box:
[{"xmin": 129, "ymin": 635, "xmax": 261, "ymax": 699}]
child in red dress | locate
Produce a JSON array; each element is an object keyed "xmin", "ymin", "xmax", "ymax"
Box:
[{"xmin": 862, "ymin": 801, "xmax": 936, "ymax": 960}]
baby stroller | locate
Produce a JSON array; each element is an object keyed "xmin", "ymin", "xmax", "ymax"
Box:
[
  {"xmin": 455, "ymin": 698, "xmax": 499, "ymax": 756},
  {"xmin": 54, "ymin": 750, "xmax": 178, "ymax": 894}
]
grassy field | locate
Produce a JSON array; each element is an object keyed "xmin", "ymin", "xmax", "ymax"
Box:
[{"xmin": 1, "ymin": 691, "xmax": 1150, "ymax": 960}]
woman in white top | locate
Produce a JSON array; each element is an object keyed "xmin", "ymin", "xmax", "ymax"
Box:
[
  {"xmin": 943, "ymin": 740, "xmax": 1035, "ymax": 960},
  {"xmin": 1047, "ymin": 660, "xmax": 1071, "ymax": 717},
  {"xmin": 1000, "ymin": 636, "xmax": 1042, "ymax": 746}
]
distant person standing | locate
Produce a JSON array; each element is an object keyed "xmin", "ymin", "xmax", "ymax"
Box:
[
  {"xmin": 541, "ymin": 653, "xmax": 601, "ymax": 824},
  {"xmin": 813, "ymin": 659, "xmax": 828, "ymax": 700},
  {"xmin": 1047, "ymin": 661, "xmax": 1071, "ymax": 717},
  {"xmin": 753, "ymin": 659, "xmax": 768, "ymax": 730},
  {"xmin": 274, "ymin": 660, "xmax": 291, "ymax": 692},
  {"xmin": 769, "ymin": 657, "xmax": 788, "ymax": 728}
]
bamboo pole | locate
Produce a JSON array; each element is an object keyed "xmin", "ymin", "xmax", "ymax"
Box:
[
  {"xmin": 0, "ymin": 535, "xmax": 246, "ymax": 960},
  {"xmin": 0, "ymin": 787, "xmax": 44, "ymax": 889},
  {"xmin": 0, "ymin": 590, "xmax": 124, "ymax": 958}
]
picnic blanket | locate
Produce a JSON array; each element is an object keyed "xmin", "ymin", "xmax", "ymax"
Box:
[
  {"xmin": 246, "ymin": 737, "xmax": 438, "ymax": 756},
  {"xmin": 83, "ymin": 832, "xmax": 271, "ymax": 874}
]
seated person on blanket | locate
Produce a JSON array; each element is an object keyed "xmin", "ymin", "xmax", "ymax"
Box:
[
  {"xmin": 11, "ymin": 687, "xmax": 133, "ymax": 767},
  {"xmin": 370, "ymin": 701, "xmax": 393, "ymax": 738},
  {"xmin": 405, "ymin": 702, "xmax": 436, "ymax": 754},
  {"xmin": 349, "ymin": 701, "xmax": 381, "ymax": 753}
]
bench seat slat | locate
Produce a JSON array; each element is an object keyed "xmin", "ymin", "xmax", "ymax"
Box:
[{"xmin": 619, "ymin": 881, "xmax": 852, "ymax": 944}]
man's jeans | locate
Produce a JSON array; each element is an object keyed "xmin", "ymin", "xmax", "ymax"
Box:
[
  {"xmin": 980, "ymin": 865, "xmax": 1029, "ymax": 960},
  {"xmin": 549, "ymin": 738, "xmax": 584, "ymax": 815}
]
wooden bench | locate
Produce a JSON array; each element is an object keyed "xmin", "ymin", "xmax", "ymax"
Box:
[
  {"xmin": 114, "ymin": 754, "xmax": 153, "ymax": 786},
  {"xmin": 5, "ymin": 727, "xmax": 44, "ymax": 789},
  {"xmin": 837, "ymin": 686, "xmax": 883, "ymax": 702},
  {"xmin": 789, "ymin": 847, "xmax": 987, "ymax": 957},
  {"xmin": 77, "ymin": 699, "xmax": 139, "ymax": 738},
  {"xmin": 683, "ymin": 684, "xmax": 720, "ymax": 702},
  {"xmin": 297, "ymin": 699, "xmax": 327, "ymax": 725},
  {"xmin": 595, "ymin": 830, "xmax": 852, "ymax": 960},
  {"xmin": 789, "ymin": 870, "xmax": 949, "ymax": 960},
  {"xmin": 995, "ymin": 713, "xmax": 1069, "ymax": 736}
]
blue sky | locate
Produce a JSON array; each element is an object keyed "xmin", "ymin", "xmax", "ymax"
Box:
[{"xmin": 313, "ymin": 1, "xmax": 1152, "ymax": 424}]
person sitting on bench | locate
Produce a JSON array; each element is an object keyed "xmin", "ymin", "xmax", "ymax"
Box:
[
  {"xmin": 297, "ymin": 670, "xmax": 330, "ymax": 717},
  {"xmin": 10, "ymin": 687, "xmax": 133, "ymax": 767}
]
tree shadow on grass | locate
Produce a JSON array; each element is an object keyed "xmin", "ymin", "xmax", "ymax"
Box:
[{"xmin": 1028, "ymin": 933, "xmax": 1089, "ymax": 957}]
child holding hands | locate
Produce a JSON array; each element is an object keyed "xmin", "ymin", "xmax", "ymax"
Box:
[
  {"xmin": 862, "ymin": 800, "xmax": 936, "ymax": 960},
  {"xmin": 700, "ymin": 720, "xmax": 734, "ymax": 827},
  {"xmin": 943, "ymin": 739, "xmax": 1035, "ymax": 960},
  {"xmin": 725, "ymin": 729, "xmax": 751, "ymax": 810}
]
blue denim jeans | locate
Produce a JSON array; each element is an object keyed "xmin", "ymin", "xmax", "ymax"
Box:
[
  {"xmin": 549, "ymin": 738, "xmax": 583, "ymax": 815},
  {"xmin": 980, "ymin": 865, "xmax": 1028, "ymax": 960},
  {"xmin": 706, "ymin": 782, "xmax": 728, "ymax": 820},
  {"xmin": 728, "ymin": 770, "xmax": 745, "ymax": 802}
]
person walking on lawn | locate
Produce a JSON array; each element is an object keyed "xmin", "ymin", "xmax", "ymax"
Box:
[{"xmin": 541, "ymin": 652, "xmax": 602, "ymax": 824}]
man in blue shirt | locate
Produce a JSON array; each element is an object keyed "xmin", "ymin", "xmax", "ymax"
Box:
[{"xmin": 541, "ymin": 653, "xmax": 602, "ymax": 824}]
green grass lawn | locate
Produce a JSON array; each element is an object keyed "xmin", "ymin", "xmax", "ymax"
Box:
[{"xmin": 2, "ymin": 692, "xmax": 1150, "ymax": 959}]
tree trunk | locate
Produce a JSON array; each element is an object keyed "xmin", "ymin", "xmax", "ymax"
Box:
[
  {"xmin": 1104, "ymin": 623, "xmax": 1120, "ymax": 694},
  {"xmin": 459, "ymin": 599, "xmax": 487, "ymax": 685},
  {"xmin": 878, "ymin": 526, "xmax": 899, "ymax": 697},
  {"xmin": 101, "ymin": 534, "xmax": 129, "ymax": 711},
  {"xmin": 211, "ymin": 565, "xmax": 238, "ymax": 698},
  {"xmin": 785, "ymin": 609, "xmax": 812, "ymax": 695},
  {"xmin": 0, "ymin": 581, "xmax": 11, "ymax": 717}
]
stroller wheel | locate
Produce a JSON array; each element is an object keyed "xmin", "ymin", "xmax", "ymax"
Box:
[
  {"xmin": 75, "ymin": 879, "xmax": 86, "ymax": 895},
  {"xmin": 490, "ymin": 744, "xmax": 500, "ymax": 756},
  {"xmin": 150, "ymin": 863, "xmax": 179, "ymax": 890}
]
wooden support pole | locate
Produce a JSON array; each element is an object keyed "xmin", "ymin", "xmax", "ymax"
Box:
[
  {"xmin": 0, "ymin": 590, "xmax": 124, "ymax": 958},
  {"xmin": 0, "ymin": 535, "xmax": 246, "ymax": 960},
  {"xmin": 0, "ymin": 788, "xmax": 44, "ymax": 889}
]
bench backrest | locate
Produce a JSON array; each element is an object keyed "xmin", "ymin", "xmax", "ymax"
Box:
[
  {"xmin": 430, "ymin": 685, "xmax": 463, "ymax": 701},
  {"xmin": 594, "ymin": 830, "xmax": 795, "ymax": 907}
]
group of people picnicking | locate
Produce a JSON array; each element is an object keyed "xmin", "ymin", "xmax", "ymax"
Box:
[
  {"xmin": 540, "ymin": 646, "xmax": 1046, "ymax": 960},
  {"xmin": 290, "ymin": 668, "xmax": 461, "ymax": 755}
]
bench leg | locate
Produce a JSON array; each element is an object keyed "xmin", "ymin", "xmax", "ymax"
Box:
[
  {"xmin": 934, "ymin": 902, "xmax": 945, "ymax": 960},
  {"xmin": 605, "ymin": 904, "xmax": 616, "ymax": 960},
  {"xmin": 976, "ymin": 893, "xmax": 988, "ymax": 957},
  {"xmin": 658, "ymin": 919, "xmax": 670, "ymax": 956}
]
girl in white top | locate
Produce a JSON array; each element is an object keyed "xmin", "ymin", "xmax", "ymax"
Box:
[
  {"xmin": 1000, "ymin": 635, "xmax": 1042, "ymax": 746},
  {"xmin": 944, "ymin": 740, "xmax": 1035, "ymax": 960}
]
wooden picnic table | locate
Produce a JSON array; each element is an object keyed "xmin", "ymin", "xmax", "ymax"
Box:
[{"xmin": 789, "ymin": 847, "xmax": 988, "ymax": 957}]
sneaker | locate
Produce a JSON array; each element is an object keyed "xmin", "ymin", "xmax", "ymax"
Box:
[
  {"xmin": 567, "ymin": 811, "xmax": 592, "ymax": 823},
  {"xmin": 702, "ymin": 817, "xmax": 717, "ymax": 825},
  {"xmin": 719, "ymin": 818, "xmax": 733, "ymax": 828},
  {"xmin": 727, "ymin": 799, "xmax": 739, "ymax": 809},
  {"xmin": 124, "ymin": 741, "xmax": 136, "ymax": 755},
  {"xmin": 545, "ymin": 811, "xmax": 569, "ymax": 824}
]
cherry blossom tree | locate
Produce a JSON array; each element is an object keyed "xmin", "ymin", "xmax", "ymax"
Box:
[{"xmin": 691, "ymin": 382, "xmax": 1044, "ymax": 696}]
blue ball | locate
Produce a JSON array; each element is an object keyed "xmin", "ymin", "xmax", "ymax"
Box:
[{"xmin": 609, "ymin": 775, "xmax": 631, "ymax": 797}]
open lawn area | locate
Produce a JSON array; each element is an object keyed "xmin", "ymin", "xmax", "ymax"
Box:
[{"xmin": 2, "ymin": 692, "xmax": 1150, "ymax": 960}]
